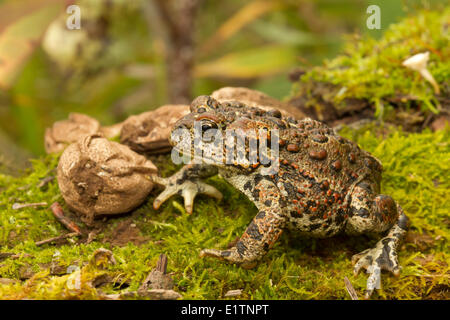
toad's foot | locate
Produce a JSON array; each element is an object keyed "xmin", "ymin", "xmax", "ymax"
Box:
[
  {"xmin": 352, "ymin": 236, "xmax": 402, "ymax": 299},
  {"xmin": 152, "ymin": 174, "xmax": 222, "ymax": 214},
  {"xmin": 199, "ymin": 248, "xmax": 258, "ymax": 269},
  {"xmin": 200, "ymin": 179, "xmax": 285, "ymax": 270}
]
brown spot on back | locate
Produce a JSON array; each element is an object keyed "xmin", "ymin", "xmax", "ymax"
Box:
[
  {"xmin": 332, "ymin": 160, "xmax": 342, "ymax": 170},
  {"xmin": 309, "ymin": 149, "xmax": 327, "ymax": 160},
  {"xmin": 349, "ymin": 153, "xmax": 356, "ymax": 163},
  {"xmin": 311, "ymin": 134, "xmax": 328, "ymax": 143},
  {"xmin": 321, "ymin": 181, "xmax": 329, "ymax": 190},
  {"xmin": 287, "ymin": 144, "xmax": 300, "ymax": 152}
]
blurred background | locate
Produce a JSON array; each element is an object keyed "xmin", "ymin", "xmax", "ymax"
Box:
[{"xmin": 0, "ymin": 0, "xmax": 445, "ymax": 167}]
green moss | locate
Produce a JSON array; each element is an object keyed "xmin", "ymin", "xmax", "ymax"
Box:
[
  {"xmin": 0, "ymin": 125, "xmax": 448, "ymax": 300},
  {"xmin": 290, "ymin": 8, "xmax": 450, "ymax": 119}
]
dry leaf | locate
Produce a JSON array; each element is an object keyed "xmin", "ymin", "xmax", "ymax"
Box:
[
  {"xmin": 57, "ymin": 134, "xmax": 157, "ymax": 224},
  {"xmin": 120, "ymin": 104, "xmax": 190, "ymax": 154}
]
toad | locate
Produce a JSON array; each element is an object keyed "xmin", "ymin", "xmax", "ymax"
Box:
[{"xmin": 152, "ymin": 96, "xmax": 409, "ymax": 298}]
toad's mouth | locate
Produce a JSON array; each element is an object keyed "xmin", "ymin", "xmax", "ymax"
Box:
[
  {"xmin": 170, "ymin": 143, "xmax": 280, "ymax": 173},
  {"xmin": 171, "ymin": 143, "xmax": 228, "ymax": 167}
]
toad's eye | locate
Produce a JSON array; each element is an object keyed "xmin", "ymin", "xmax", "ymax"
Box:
[
  {"xmin": 197, "ymin": 107, "xmax": 207, "ymax": 113},
  {"xmin": 266, "ymin": 109, "xmax": 282, "ymax": 118},
  {"xmin": 207, "ymin": 97, "xmax": 219, "ymax": 109},
  {"xmin": 201, "ymin": 120, "xmax": 218, "ymax": 132}
]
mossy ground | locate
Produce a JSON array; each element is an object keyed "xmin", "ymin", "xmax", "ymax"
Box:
[
  {"xmin": 290, "ymin": 8, "xmax": 449, "ymax": 122},
  {"xmin": 0, "ymin": 125, "xmax": 448, "ymax": 300}
]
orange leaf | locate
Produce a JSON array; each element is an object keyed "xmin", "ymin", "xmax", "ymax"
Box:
[
  {"xmin": 0, "ymin": 2, "xmax": 64, "ymax": 89},
  {"xmin": 0, "ymin": 0, "xmax": 65, "ymax": 33}
]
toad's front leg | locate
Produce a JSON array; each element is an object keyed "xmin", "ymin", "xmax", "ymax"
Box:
[
  {"xmin": 346, "ymin": 184, "xmax": 409, "ymax": 298},
  {"xmin": 152, "ymin": 163, "xmax": 222, "ymax": 214},
  {"xmin": 351, "ymin": 208, "xmax": 409, "ymax": 299},
  {"xmin": 200, "ymin": 179, "xmax": 286, "ymax": 269}
]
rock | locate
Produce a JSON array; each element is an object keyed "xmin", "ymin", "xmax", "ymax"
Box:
[
  {"xmin": 106, "ymin": 289, "xmax": 182, "ymax": 300},
  {"xmin": 50, "ymin": 261, "xmax": 68, "ymax": 275},
  {"xmin": 139, "ymin": 289, "xmax": 182, "ymax": 300},
  {"xmin": 0, "ymin": 278, "xmax": 19, "ymax": 285},
  {"xmin": 224, "ymin": 289, "xmax": 243, "ymax": 297},
  {"xmin": 139, "ymin": 269, "xmax": 174, "ymax": 291},
  {"xmin": 45, "ymin": 113, "xmax": 125, "ymax": 154},
  {"xmin": 430, "ymin": 116, "xmax": 449, "ymax": 131},
  {"xmin": 57, "ymin": 134, "xmax": 157, "ymax": 223},
  {"xmin": 139, "ymin": 254, "xmax": 173, "ymax": 291},
  {"xmin": 120, "ymin": 104, "xmax": 190, "ymax": 154},
  {"xmin": 45, "ymin": 113, "xmax": 101, "ymax": 154},
  {"xmin": 211, "ymin": 87, "xmax": 305, "ymax": 120},
  {"xmin": 102, "ymin": 293, "xmax": 121, "ymax": 300},
  {"xmin": 99, "ymin": 122, "xmax": 124, "ymax": 139},
  {"xmin": 90, "ymin": 248, "xmax": 116, "ymax": 269},
  {"xmin": 18, "ymin": 265, "xmax": 35, "ymax": 280}
]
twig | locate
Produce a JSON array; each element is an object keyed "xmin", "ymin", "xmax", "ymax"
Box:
[
  {"xmin": 344, "ymin": 276, "xmax": 359, "ymax": 300},
  {"xmin": 144, "ymin": 0, "xmax": 201, "ymax": 104},
  {"xmin": 0, "ymin": 252, "xmax": 32, "ymax": 261},
  {"xmin": 155, "ymin": 253, "xmax": 168, "ymax": 273},
  {"xmin": 37, "ymin": 176, "xmax": 55, "ymax": 189},
  {"xmin": 152, "ymin": 0, "xmax": 179, "ymax": 41},
  {"xmin": 35, "ymin": 232, "xmax": 79, "ymax": 246},
  {"xmin": 12, "ymin": 202, "xmax": 47, "ymax": 210},
  {"xmin": 50, "ymin": 202, "xmax": 82, "ymax": 235}
]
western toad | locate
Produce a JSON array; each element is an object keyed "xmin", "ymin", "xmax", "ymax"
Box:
[{"xmin": 152, "ymin": 96, "xmax": 409, "ymax": 298}]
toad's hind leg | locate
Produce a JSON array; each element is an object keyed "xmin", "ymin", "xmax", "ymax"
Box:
[
  {"xmin": 200, "ymin": 180, "xmax": 286, "ymax": 269},
  {"xmin": 346, "ymin": 183, "xmax": 409, "ymax": 298}
]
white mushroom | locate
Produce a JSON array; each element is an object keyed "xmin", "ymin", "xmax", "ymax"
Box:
[{"xmin": 402, "ymin": 51, "xmax": 440, "ymax": 94}]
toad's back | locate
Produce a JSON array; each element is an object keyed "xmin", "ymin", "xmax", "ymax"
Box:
[{"xmin": 258, "ymin": 118, "xmax": 384, "ymax": 237}]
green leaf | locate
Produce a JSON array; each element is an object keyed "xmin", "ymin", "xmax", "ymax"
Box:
[
  {"xmin": 195, "ymin": 45, "xmax": 298, "ymax": 79},
  {"xmin": 250, "ymin": 21, "xmax": 332, "ymax": 46}
]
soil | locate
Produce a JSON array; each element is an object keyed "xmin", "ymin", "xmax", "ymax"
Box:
[
  {"xmin": 103, "ymin": 219, "xmax": 150, "ymax": 247},
  {"xmin": 287, "ymin": 76, "xmax": 450, "ymax": 132},
  {"xmin": 404, "ymin": 231, "xmax": 436, "ymax": 252},
  {"xmin": 425, "ymin": 284, "xmax": 450, "ymax": 300}
]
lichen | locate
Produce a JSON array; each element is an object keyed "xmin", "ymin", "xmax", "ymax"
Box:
[{"xmin": 0, "ymin": 125, "xmax": 448, "ymax": 300}]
